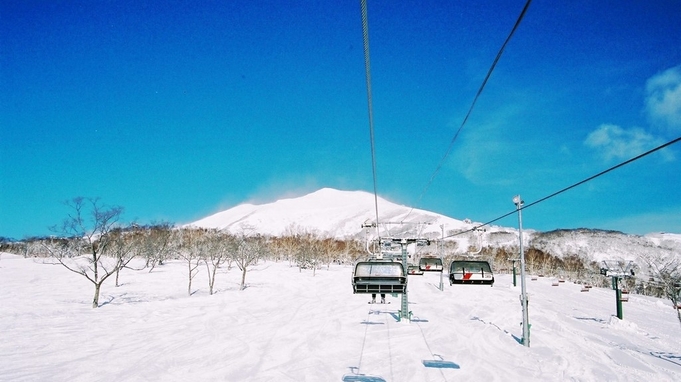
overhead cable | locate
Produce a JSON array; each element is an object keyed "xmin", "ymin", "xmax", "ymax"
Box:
[
  {"xmin": 413, "ymin": 0, "xmax": 534, "ymax": 209},
  {"xmin": 360, "ymin": 0, "xmax": 381, "ymax": 238},
  {"xmin": 446, "ymin": 135, "xmax": 681, "ymax": 239}
]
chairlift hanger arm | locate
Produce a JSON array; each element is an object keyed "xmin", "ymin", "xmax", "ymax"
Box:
[{"xmin": 599, "ymin": 260, "xmax": 636, "ymax": 277}]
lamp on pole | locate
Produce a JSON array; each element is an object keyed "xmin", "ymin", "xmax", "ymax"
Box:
[{"xmin": 513, "ymin": 195, "xmax": 530, "ymax": 347}]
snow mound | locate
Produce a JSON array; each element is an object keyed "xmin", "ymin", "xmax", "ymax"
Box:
[{"xmin": 607, "ymin": 316, "xmax": 639, "ymax": 333}]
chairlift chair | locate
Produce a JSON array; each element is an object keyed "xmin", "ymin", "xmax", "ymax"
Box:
[
  {"xmin": 407, "ymin": 265, "xmax": 424, "ymax": 276},
  {"xmin": 352, "ymin": 261, "xmax": 407, "ymax": 294},
  {"xmin": 419, "ymin": 257, "xmax": 443, "ymax": 272},
  {"xmin": 448, "ymin": 260, "xmax": 494, "ymax": 286}
]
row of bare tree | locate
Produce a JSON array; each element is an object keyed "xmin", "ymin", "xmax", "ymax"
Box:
[
  {"xmin": 5, "ymin": 198, "xmax": 365, "ymax": 308},
  {"xmin": 459, "ymin": 245, "xmax": 681, "ymax": 326},
  {"xmin": 409, "ymin": 236, "xmax": 680, "ymax": 327},
  {"xmin": 3, "ymin": 197, "xmax": 678, "ymax": 324}
]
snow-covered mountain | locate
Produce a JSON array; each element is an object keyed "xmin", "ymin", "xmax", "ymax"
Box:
[
  {"xmin": 188, "ymin": 188, "xmax": 474, "ymax": 239},
  {"xmin": 188, "ymin": 188, "xmax": 681, "ymax": 267},
  {"xmin": 529, "ymin": 229, "xmax": 681, "ymax": 269}
]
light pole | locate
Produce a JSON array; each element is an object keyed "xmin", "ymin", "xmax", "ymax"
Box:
[
  {"xmin": 439, "ymin": 224, "xmax": 444, "ymax": 291},
  {"xmin": 514, "ymin": 195, "xmax": 530, "ymax": 347}
]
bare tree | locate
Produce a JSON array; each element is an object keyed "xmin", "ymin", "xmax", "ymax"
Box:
[
  {"xmin": 640, "ymin": 250, "xmax": 681, "ymax": 327},
  {"xmin": 21, "ymin": 237, "xmax": 51, "ymax": 258},
  {"xmin": 266, "ymin": 236, "xmax": 289, "ymax": 263},
  {"xmin": 563, "ymin": 254, "xmax": 586, "ymax": 281},
  {"xmin": 232, "ymin": 229, "xmax": 265, "ymax": 290},
  {"xmin": 307, "ymin": 235, "xmax": 326, "ymax": 277},
  {"xmin": 177, "ymin": 228, "xmax": 205, "ymax": 296},
  {"xmin": 110, "ymin": 227, "xmax": 139, "ymax": 287},
  {"xmin": 281, "ymin": 223, "xmax": 306, "ymax": 267},
  {"xmin": 202, "ymin": 229, "xmax": 233, "ymax": 295},
  {"xmin": 320, "ymin": 237, "xmax": 345, "ymax": 269},
  {"xmin": 45, "ymin": 197, "xmax": 129, "ymax": 308},
  {"xmin": 138, "ymin": 222, "xmax": 174, "ymax": 272},
  {"xmin": 293, "ymin": 231, "xmax": 322, "ymax": 273},
  {"xmin": 343, "ymin": 239, "xmax": 365, "ymax": 264}
]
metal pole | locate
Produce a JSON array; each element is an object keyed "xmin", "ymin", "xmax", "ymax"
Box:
[
  {"xmin": 440, "ymin": 224, "xmax": 444, "ymax": 291},
  {"xmin": 615, "ymin": 277, "xmax": 623, "ymax": 319},
  {"xmin": 400, "ymin": 239, "xmax": 410, "ymax": 321},
  {"xmin": 514, "ymin": 195, "xmax": 530, "ymax": 347},
  {"xmin": 512, "ymin": 260, "xmax": 517, "ymax": 287}
]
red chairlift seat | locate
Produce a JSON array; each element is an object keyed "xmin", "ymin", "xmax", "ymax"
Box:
[
  {"xmin": 419, "ymin": 257, "xmax": 443, "ymax": 272},
  {"xmin": 448, "ymin": 260, "xmax": 494, "ymax": 286}
]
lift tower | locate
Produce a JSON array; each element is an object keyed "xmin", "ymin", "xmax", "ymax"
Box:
[{"xmin": 382, "ymin": 237, "xmax": 430, "ymax": 321}]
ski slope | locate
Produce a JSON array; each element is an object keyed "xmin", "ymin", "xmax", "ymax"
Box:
[{"xmin": 1, "ymin": 253, "xmax": 680, "ymax": 381}]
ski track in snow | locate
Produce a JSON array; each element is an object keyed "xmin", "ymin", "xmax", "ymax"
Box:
[{"xmin": 1, "ymin": 254, "xmax": 681, "ymax": 381}]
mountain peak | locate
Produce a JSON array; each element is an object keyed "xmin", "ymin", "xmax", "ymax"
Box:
[{"xmin": 188, "ymin": 188, "xmax": 469, "ymax": 238}]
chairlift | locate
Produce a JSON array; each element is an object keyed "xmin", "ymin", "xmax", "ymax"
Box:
[
  {"xmin": 448, "ymin": 260, "xmax": 494, "ymax": 286},
  {"xmin": 352, "ymin": 261, "xmax": 407, "ymax": 294},
  {"xmin": 419, "ymin": 257, "xmax": 443, "ymax": 272},
  {"xmin": 407, "ymin": 265, "xmax": 424, "ymax": 276}
]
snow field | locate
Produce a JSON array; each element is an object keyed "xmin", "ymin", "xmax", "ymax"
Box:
[{"xmin": 1, "ymin": 254, "xmax": 680, "ymax": 381}]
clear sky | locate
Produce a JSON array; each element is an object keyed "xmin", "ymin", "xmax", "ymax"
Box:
[{"xmin": 2, "ymin": 0, "xmax": 680, "ymax": 240}]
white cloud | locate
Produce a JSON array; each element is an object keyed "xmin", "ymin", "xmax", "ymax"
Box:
[
  {"xmin": 584, "ymin": 124, "xmax": 674, "ymax": 162},
  {"xmin": 585, "ymin": 66, "xmax": 681, "ymax": 164},
  {"xmin": 645, "ymin": 64, "xmax": 681, "ymax": 133}
]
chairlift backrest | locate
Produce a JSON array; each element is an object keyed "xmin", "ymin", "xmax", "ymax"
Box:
[
  {"xmin": 450, "ymin": 261, "xmax": 492, "ymax": 274},
  {"xmin": 352, "ymin": 261, "xmax": 407, "ymax": 294},
  {"xmin": 449, "ymin": 260, "xmax": 494, "ymax": 285},
  {"xmin": 354, "ymin": 262, "xmax": 404, "ymax": 277},
  {"xmin": 419, "ymin": 257, "xmax": 443, "ymax": 272}
]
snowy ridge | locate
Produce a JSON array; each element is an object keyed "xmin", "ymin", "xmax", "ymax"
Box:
[
  {"xmin": 188, "ymin": 188, "xmax": 681, "ymax": 266},
  {"xmin": 530, "ymin": 229, "xmax": 681, "ymax": 264},
  {"xmin": 188, "ymin": 188, "xmax": 472, "ymax": 239}
]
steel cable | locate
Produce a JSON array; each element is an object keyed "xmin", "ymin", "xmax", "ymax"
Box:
[
  {"xmin": 446, "ymin": 136, "xmax": 681, "ymax": 238},
  {"xmin": 360, "ymin": 0, "xmax": 381, "ymax": 239},
  {"xmin": 405, "ymin": 0, "xmax": 533, "ymax": 220}
]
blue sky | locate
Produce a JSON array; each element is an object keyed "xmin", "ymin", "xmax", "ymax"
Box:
[{"xmin": 2, "ymin": 0, "xmax": 680, "ymax": 239}]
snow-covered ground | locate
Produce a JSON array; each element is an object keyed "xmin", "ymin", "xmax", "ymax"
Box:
[{"xmin": 1, "ymin": 253, "xmax": 680, "ymax": 381}]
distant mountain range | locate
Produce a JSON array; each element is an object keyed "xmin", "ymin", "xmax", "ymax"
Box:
[{"xmin": 188, "ymin": 188, "xmax": 681, "ymax": 265}]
